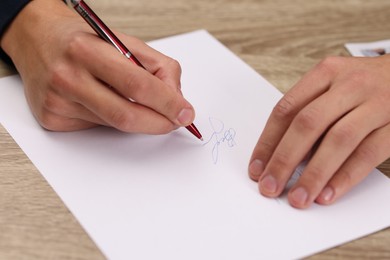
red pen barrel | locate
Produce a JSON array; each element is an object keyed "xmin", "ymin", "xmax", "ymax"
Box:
[{"xmin": 72, "ymin": 0, "xmax": 202, "ymax": 140}]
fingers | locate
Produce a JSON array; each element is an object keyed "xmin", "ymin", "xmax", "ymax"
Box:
[
  {"xmin": 248, "ymin": 56, "xmax": 390, "ymax": 209},
  {"xmin": 315, "ymin": 123, "xmax": 390, "ymax": 205},
  {"xmin": 31, "ymin": 88, "xmax": 106, "ymax": 131},
  {"xmin": 70, "ymin": 35, "xmax": 194, "ymax": 129},
  {"xmin": 36, "ymin": 89, "xmax": 106, "ymax": 126},
  {"xmin": 33, "ymin": 67, "xmax": 179, "ymax": 134},
  {"xmin": 249, "ymin": 57, "xmax": 341, "ymax": 181},
  {"xmin": 287, "ymin": 101, "xmax": 389, "ymax": 208},
  {"xmin": 36, "ymin": 108, "xmax": 99, "ymax": 132},
  {"xmin": 83, "ymin": 85, "xmax": 178, "ymax": 134},
  {"xmin": 36, "ymin": 74, "xmax": 178, "ymax": 133},
  {"xmin": 257, "ymin": 81, "xmax": 364, "ymax": 199},
  {"xmin": 63, "ymin": 70, "xmax": 182, "ymax": 133},
  {"xmin": 118, "ymin": 33, "xmax": 183, "ymax": 91}
]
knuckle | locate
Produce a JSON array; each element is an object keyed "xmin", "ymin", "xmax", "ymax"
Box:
[
  {"xmin": 46, "ymin": 62, "xmax": 79, "ymax": 97},
  {"xmin": 294, "ymin": 106, "xmax": 321, "ymax": 132},
  {"xmin": 328, "ymin": 123, "xmax": 356, "ymax": 145},
  {"xmin": 47, "ymin": 64, "xmax": 69, "ymax": 90},
  {"xmin": 167, "ymin": 58, "xmax": 182, "ymax": 74},
  {"xmin": 316, "ymin": 56, "xmax": 343, "ymax": 74},
  {"xmin": 66, "ymin": 33, "xmax": 88, "ymax": 58},
  {"xmin": 271, "ymin": 150, "xmax": 293, "ymax": 171},
  {"xmin": 36, "ymin": 109, "xmax": 58, "ymax": 131},
  {"xmin": 42, "ymin": 91, "xmax": 60, "ymax": 112},
  {"xmin": 303, "ymin": 164, "xmax": 327, "ymax": 187},
  {"xmin": 337, "ymin": 168, "xmax": 355, "ymax": 188},
  {"xmin": 354, "ymin": 143, "xmax": 378, "ymax": 166},
  {"xmin": 341, "ymin": 71, "xmax": 369, "ymax": 91},
  {"xmin": 272, "ymin": 93, "xmax": 296, "ymax": 120},
  {"xmin": 162, "ymin": 98, "xmax": 181, "ymax": 115},
  {"xmin": 108, "ymin": 108, "xmax": 136, "ymax": 132},
  {"xmin": 251, "ymin": 139, "xmax": 276, "ymax": 166},
  {"xmin": 257, "ymin": 138, "xmax": 276, "ymax": 155},
  {"xmin": 348, "ymin": 71, "xmax": 367, "ymax": 82},
  {"xmin": 375, "ymin": 93, "xmax": 390, "ymax": 110},
  {"xmin": 123, "ymin": 72, "xmax": 144, "ymax": 99}
]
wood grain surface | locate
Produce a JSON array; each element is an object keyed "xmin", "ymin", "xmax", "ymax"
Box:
[{"xmin": 1, "ymin": 0, "xmax": 389, "ymax": 259}]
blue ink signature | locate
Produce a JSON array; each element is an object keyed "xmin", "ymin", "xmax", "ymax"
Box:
[{"xmin": 203, "ymin": 117, "xmax": 237, "ymax": 164}]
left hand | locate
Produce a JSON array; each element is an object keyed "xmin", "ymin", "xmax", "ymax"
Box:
[{"xmin": 248, "ymin": 55, "xmax": 390, "ymax": 209}]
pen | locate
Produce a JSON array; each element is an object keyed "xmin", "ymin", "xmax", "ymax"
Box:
[{"xmin": 65, "ymin": 0, "xmax": 203, "ymax": 141}]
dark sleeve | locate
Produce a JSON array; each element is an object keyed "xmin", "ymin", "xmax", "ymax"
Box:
[{"xmin": 0, "ymin": 0, "xmax": 31, "ymax": 65}]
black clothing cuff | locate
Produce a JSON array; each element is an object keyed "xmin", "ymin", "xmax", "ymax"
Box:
[{"xmin": 0, "ymin": 0, "xmax": 31, "ymax": 66}]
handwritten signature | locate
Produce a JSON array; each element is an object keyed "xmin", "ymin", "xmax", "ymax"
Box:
[{"xmin": 203, "ymin": 117, "xmax": 237, "ymax": 164}]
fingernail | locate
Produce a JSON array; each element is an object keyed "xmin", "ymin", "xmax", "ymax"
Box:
[
  {"xmin": 319, "ymin": 186, "xmax": 334, "ymax": 202},
  {"xmin": 290, "ymin": 187, "xmax": 308, "ymax": 205},
  {"xmin": 177, "ymin": 108, "xmax": 193, "ymax": 125},
  {"xmin": 249, "ymin": 159, "xmax": 264, "ymax": 178},
  {"xmin": 260, "ymin": 175, "xmax": 278, "ymax": 194}
]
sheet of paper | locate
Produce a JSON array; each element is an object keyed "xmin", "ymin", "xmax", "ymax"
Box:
[
  {"xmin": 345, "ymin": 39, "xmax": 390, "ymax": 57},
  {"xmin": 1, "ymin": 30, "xmax": 390, "ymax": 260}
]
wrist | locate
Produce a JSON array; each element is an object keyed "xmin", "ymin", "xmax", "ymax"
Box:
[{"xmin": 1, "ymin": 0, "xmax": 75, "ymax": 65}]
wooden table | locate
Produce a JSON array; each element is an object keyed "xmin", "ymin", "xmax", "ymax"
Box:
[{"xmin": 1, "ymin": 0, "xmax": 389, "ymax": 258}]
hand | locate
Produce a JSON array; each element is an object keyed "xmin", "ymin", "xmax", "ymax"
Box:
[
  {"xmin": 249, "ymin": 55, "xmax": 390, "ymax": 209},
  {"xmin": 0, "ymin": 0, "xmax": 195, "ymax": 133}
]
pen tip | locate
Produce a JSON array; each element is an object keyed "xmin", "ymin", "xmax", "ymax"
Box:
[{"xmin": 200, "ymin": 137, "xmax": 204, "ymax": 141}]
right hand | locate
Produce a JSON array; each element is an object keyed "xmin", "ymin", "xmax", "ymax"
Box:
[{"xmin": 1, "ymin": 0, "xmax": 195, "ymax": 133}]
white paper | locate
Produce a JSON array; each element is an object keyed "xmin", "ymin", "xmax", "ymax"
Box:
[
  {"xmin": 1, "ymin": 30, "xmax": 390, "ymax": 260},
  {"xmin": 345, "ymin": 39, "xmax": 390, "ymax": 57}
]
